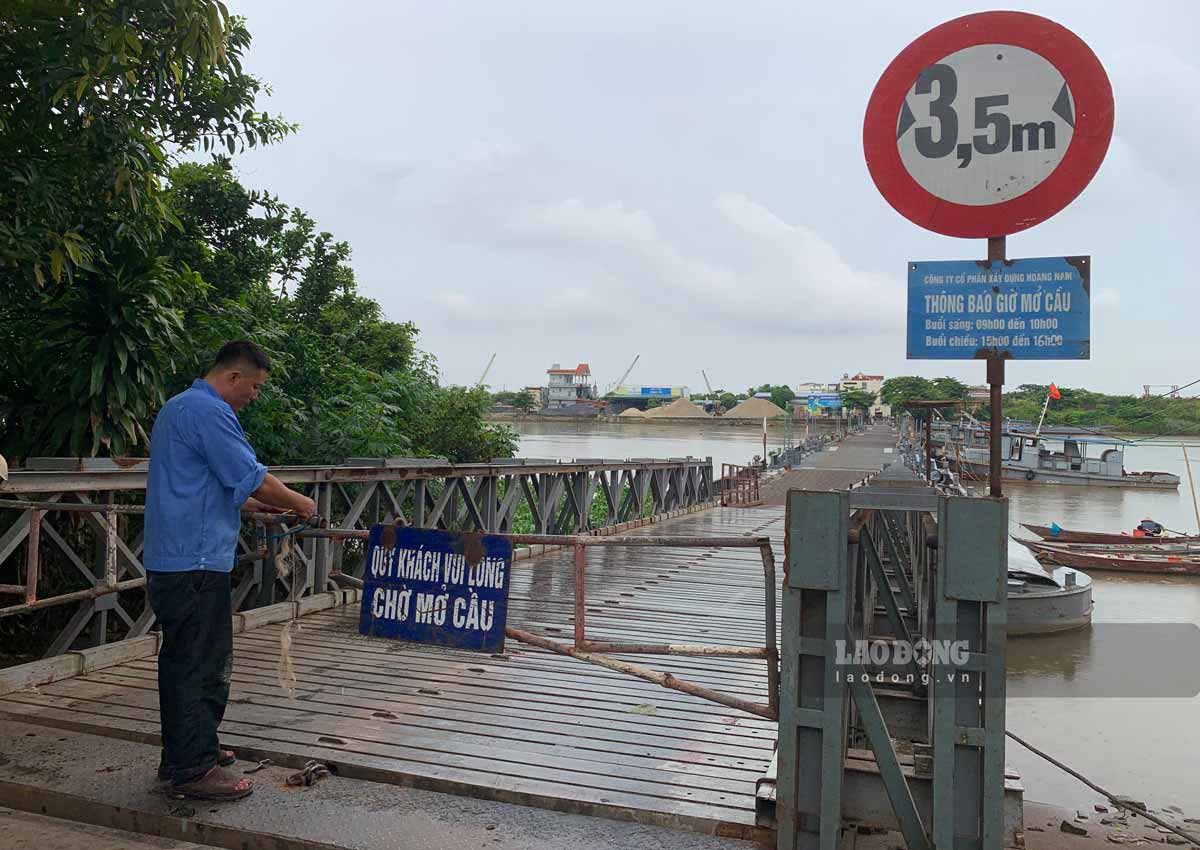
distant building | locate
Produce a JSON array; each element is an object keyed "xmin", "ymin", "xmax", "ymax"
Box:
[
  {"xmin": 838, "ymin": 372, "xmax": 890, "ymax": 418},
  {"xmin": 967, "ymin": 385, "xmax": 989, "ymax": 402},
  {"xmin": 545, "ymin": 363, "xmax": 597, "ymax": 409}
]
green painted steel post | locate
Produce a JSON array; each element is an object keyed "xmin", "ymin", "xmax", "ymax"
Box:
[
  {"xmin": 780, "ymin": 490, "xmax": 851, "ymax": 850},
  {"xmin": 933, "ymin": 494, "xmax": 1008, "ymax": 850}
]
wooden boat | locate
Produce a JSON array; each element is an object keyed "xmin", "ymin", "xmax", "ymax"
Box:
[
  {"xmin": 1015, "ymin": 538, "xmax": 1200, "ymax": 575},
  {"xmin": 1021, "ymin": 523, "xmax": 1200, "ymax": 545}
]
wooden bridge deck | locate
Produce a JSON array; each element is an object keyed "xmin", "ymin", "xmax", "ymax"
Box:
[{"xmin": 0, "ymin": 506, "xmax": 788, "ymax": 840}]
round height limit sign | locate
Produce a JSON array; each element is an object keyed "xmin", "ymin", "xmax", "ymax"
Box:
[{"xmin": 864, "ymin": 12, "xmax": 1113, "ymax": 238}]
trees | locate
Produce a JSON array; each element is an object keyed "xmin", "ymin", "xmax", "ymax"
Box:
[
  {"xmin": 752, "ymin": 384, "xmax": 795, "ymax": 411},
  {"xmin": 880, "ymin": 376, "xmax": 937, "ymax": 408},
  {"xmin": 840, "ymin": 389, "xmax": 876, "ymax": 412},
  {"xmin": 931, "ymin": 377, "xmax": 969, "ymax": 401},
  {"xmin": 1, "ymin": 1, "xmax": 292, "ymax": 291},
  {"xmin": 0, "ymin": 2, "xmax": 291, "ymax": 456},
  {"xmin": 0, "ymin": 1, "xmax": 514, "ymax": 466},
  {"xmin": 492, "ymin": 391, "xmax": 537, "ymax": 413},
  {"xmin": 997, "ymin": 385, "xmax": 1200, "ymax": 436}
]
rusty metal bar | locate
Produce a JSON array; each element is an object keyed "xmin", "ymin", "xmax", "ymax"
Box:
[
  {"xmin": 0, "ymin": 578, "xmax": 145, "ymax": 618},
  {"xmin": 0, "ymin": 500, "xmax": 308, "ymax": 527},
  {"xmin": 0, "ymin": 548, "xmax": 265, "ymax": 619},
  {"xmin": 292, "ymin": 529, "xmax": 768, "ymax": 548},
  {"xmin": 1, "ymin": 458, "xmax": 716, "ymax": 497},
  {"xmin": 987, "ymin": 355, "xmax": 1005, "ymax": 498},
  {"xmin": 0, "ymin": 499, "xmax": 145, "ymax": 513},
  {"xmin": 719, "ymin": 463, "xmax": 762, "ymax": 506},
  {"xmin": 925, "ymin": 414, "xmax": 933, "ymax": 483},
  {"xmin": 580, "ymin": 640, "xmax": 770, "ymax": 657},
  {"xmin": 25, "ymin": 509, "xmax": 41, "ymax": 604},
  {"xmin": 505, "ymin": 626, "xmax": 776, "ymax": 720},
  {"xmin": 761, "ymin": 541, "xmax": 780, "ymax": 721},
  {"xmin": 507, "ymin": 533, "xmax": 767, "ymax": 547},
  {"xmin": 103, "ymin": 510, "xmax": 118, "ymax": 588},
  {"xmin": 574, "ymin": 543, "xmax": 586, "ymax": 649}
]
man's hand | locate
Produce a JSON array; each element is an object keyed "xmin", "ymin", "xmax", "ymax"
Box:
[
  {"xmin": 243, "ymin": 497, "xmax": 284, "ymax": 515},
  {"xmin": 293, "ymin": 494, "xmax": 317, "ymax": 521},
  {"xmin": 252, "ymin": 473, "xmax": 317, "ymax": 521}
]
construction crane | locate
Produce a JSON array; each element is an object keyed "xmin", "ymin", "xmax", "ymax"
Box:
[
  {"xmin": 701, "ymin": 369, "xmax": 715, "ymax": 397},
  {"xmin": 1143, "ymin": 384, "xmax": 1181, "ymax": 399},
  {"xmin": 475, "ymin": 353, "xmax": 497, "ymax": 387},
  {"xmin": 609, "ymin": 354, "xmax": 639, "ymax": 394}
]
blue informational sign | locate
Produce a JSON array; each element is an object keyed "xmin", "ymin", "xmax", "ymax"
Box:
[
  {"xmin": 359, "ymin": 527, "xmax": 512, "ymax": 653},
  {"xmin": 639, "ymin": 387, "xmax": 673, "ymax": 396},
  {"xmin": 907, "ymin": 256, "xmax": 1090, "ymax": 360},
  {"xmin": 807, "ymin": 393, "xmax": 843, "ymax": 409}
]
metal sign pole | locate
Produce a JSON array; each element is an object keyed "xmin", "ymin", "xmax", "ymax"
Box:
[
  {"xmin": 987, "ymin": 236, "xmax": 1006, "ymax": 498},
  {"xmin": 925, "ymin": 414, "xmax": 933, "ymax": 483}
]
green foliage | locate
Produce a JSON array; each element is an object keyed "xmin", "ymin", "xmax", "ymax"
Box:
[
  {"xmin": 1, "ymin": 1, "xmax": 293, "ymax": 289},
  {"xmin": 880, "ymin": 375, "xmax": 970, "ymax": 407},
  {"xmin": 720, "ymin": 392, "xmax": 740, "ymax": 410},
  {"xmin": 0, "ymin": 3, "xmax": 292, "ymax": 457},
  {"xmin": 839, "ymin": 389, "xmax": 875, "ymax": 411},
  {"xmin": 931, "ymin": 377, "xmax": 968, "ymax": 400},
  {"xmin": 406, "ymin": 385, "xmax": 517, "ymax": 463},
  {"xmin": 880, "ymin": 376, "xmax": 972, "ymax": 420},
  {"xmin": 3, "ymin": 249, "xmax": 190, "ymax": 456},
  {"xmin": 880, "ymin": 376, "xmax": 936, "ymax": 407},
  {"xmin": 492, "ymin": 390, "xmax": 537, "ymax": 412},
  {"xmin": 753, "ymin": 384, "xmax": 795, "ymax": 411},
  {"xmin": 0, "ymin": 156, "xmax": 515, "ymax": 465},
  {"xmin": 1001, "ymin": 385, "xmax": 1200, "ymax": 436}
]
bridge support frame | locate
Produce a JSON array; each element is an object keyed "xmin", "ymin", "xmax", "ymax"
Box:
[{"xmin": 776, "ymin": 473, "xmax": 1012, "ymax": 850}]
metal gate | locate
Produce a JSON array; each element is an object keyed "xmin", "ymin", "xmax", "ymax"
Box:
[{"xmin": 774, "ymin": 467, "xmax": 1020, "ymax": 850}]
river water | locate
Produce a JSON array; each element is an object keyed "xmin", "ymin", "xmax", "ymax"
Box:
[{"xmin": 513, "ymin": 420, "xmax": 1200, "ymax": 812}]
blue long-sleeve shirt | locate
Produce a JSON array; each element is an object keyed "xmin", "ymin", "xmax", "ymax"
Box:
[{"xmin": 144, "ymin": 379, "xmax": 268, "ymax": 572}]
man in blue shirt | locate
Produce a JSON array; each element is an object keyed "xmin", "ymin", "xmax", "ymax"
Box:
[{"xmin": 145, "ymin": 341, "xmax": 314, "ymax": 801}]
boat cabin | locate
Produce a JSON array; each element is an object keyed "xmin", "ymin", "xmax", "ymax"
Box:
[{"xmin": 1002, "ymin": 432, "xmax": 1126, "ymax": 477}]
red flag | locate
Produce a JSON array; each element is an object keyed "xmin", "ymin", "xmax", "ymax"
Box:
[{"xmin": 1049, "ymin": 383, "xmax": 1061, "ymax": 400}]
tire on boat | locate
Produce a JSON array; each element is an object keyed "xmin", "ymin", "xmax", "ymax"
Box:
[{"xmin": 1025, "ymin": 469, "xmax": 1036, "ymax": 481}]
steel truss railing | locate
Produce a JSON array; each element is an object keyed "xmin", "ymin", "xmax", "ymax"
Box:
[{"xmin": 0, "ymin": 457, "xmax": 714, "ymax": 659}]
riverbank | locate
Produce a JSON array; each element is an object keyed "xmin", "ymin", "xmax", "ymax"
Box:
[{"xmin": 491, "ymin": 412, "xmax": 848, "ymax": 431}]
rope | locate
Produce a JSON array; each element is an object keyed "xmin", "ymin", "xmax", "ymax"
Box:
[{"xmin": 1005, "ymin": 730, "xmax": 1200, "ymax": 846}]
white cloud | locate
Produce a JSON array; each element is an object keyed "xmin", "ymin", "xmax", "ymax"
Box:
[
  {"xmin": 230, "ymin": 0, "xmax": 1200, "ymax": 393},
  {"xmin": 429, "ymin": 158, "xmax": 903, "ymax": 338}
]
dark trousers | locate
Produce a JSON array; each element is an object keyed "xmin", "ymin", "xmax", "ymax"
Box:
[{"xmin": 146, "ymin": 569, "xmax": 233, "ymax": 785}]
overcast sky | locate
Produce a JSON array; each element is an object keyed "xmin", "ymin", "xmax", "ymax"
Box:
[{"xmin": 227, "ymin": 0, "xmax": 1197, "ymax": 395}]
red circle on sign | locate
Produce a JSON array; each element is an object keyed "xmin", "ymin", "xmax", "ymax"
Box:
[{"xmin": 863, "ymin": 11, "xmax": 1113, "ymax": 238}]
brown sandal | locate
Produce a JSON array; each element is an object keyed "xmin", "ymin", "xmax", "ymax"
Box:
[
  {"xmin": 169, "ymin": 765, "xmax": 253, "ymax": 801},
  {"xmin": 158, "ymin": 749, "xmax": 236, "ymax": 780}
]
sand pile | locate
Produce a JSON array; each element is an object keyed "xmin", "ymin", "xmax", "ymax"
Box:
[
  {"xmin": 725, "ymin": 397, "xmax": 788, "ymax": 419},
  {"xmin": 619, "ymin": 407, "xmax": 645, "ymax": 417},
  {"xmin": 642, "ymin": 397, "xmax": 710, "ymax": 418}
]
